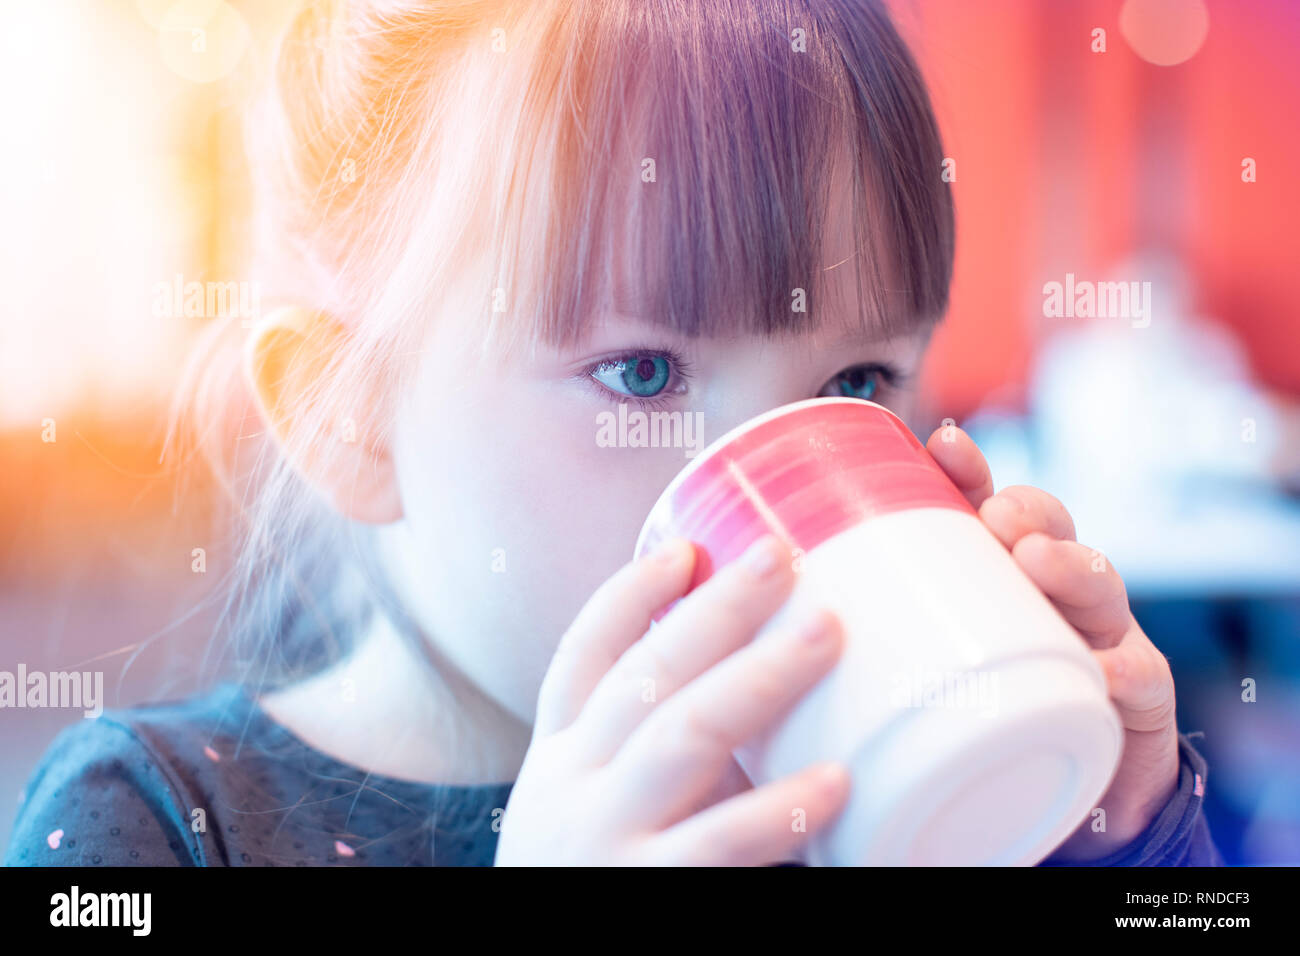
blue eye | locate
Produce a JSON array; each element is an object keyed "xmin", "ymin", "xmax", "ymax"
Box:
[
  {"xmin": 585, "ymin": 347, "xmax": 693, "ymax": 408},
  {"xmin": 820, "ymin": 363, "xmax": 899, "ymax": 402},
  {"xmin": 593, "ymin": 355, "xmax": 672, "ymax": 398}
]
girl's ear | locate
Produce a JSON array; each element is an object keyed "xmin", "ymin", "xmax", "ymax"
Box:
[{"xmin": 243, "ymin": 306, "xmax": 403, "ymax": 524}]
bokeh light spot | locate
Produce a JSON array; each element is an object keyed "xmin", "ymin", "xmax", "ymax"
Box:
[
  {"xmin": 156, "ymin": 0, "xmax": 249, "ymax": 84},
  {"xmin": 1120, "ymin": 0, "xmax": 1210, "ymax": 66}
]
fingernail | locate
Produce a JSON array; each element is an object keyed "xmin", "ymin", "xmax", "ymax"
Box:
[
  {"xmin": 999, "ymin": 493, "xmax": 1026, "ymax": 514},
  {"xmin": 816, "ymin": 763, "xmax": 849, "ymax": 795},
  {"xmin": 741, "ymin": 535, "xmax": 784, "ymax": 578},
  {"xmin": 791, "ymin": 606, "xmax": 834, "ymax": 645},
  {"xmin": 649, "ymin": 537, "xmax": 688, "ymax": 565}
]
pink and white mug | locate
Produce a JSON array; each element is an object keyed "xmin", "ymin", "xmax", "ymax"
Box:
[{"xmin": 633, "ymin": 397, "xmax": 1122, "ymax": 866}]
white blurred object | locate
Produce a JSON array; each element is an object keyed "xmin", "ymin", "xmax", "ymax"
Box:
[
  {"xmin": 1035, "ymin": 253, "xmax": 1278, "ymax": 501},
  {"xmin": 964, "ymin": 251, "xmax": 1300, "ymax": 596}
]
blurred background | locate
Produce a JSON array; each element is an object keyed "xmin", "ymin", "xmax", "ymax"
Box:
[{"xmin": 1, "ymin": 0, "xmax": 1297, "ymax": 863}]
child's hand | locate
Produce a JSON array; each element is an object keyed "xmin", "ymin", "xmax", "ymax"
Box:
[
  {"xmin": 495, "ymin": 535, "xmax": 851, "ymax": 866},
  {"xmin": 926, "ymin": 424, "xmax": 1181, "ymax": 861}
]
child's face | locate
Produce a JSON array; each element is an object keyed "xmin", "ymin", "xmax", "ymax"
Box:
[
  {"xmin": 372, "ymin": 150, "xmax": 933, "ymax": 726},
  {"xmin": 380, "ymin": 268, "xmax": 933, "ymax": 726}
]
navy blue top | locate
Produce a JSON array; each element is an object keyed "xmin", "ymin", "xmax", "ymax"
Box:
[{"xmin": 4, "ymin": 681, "xmax": 1222, "ymax": 866}]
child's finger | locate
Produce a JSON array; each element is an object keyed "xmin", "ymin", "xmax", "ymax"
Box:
[
  {"xmin": 1092, "ymin": 635, "xmax": 1177, "ymax": 733},
  {"xmin": 1010, "ymin": 533, "xmax": 1130, "ymax": 648},
  {"xmin": 925, "ymin": 424, "xmax": 994, "ymax": 510},
  {"xmin": 567, "ymin": 534, "xmax": 799, "ymax": 764},
  {"xmin": 533, "ymin": 537, "xmax": 697, "ymax": 738},
  {"xmin": 646, "ymin": 761, "xmax": 851, "ymax": 866},
  {"xmin": 977, "ymin": 484, "xmax": 1077, "ymax": 546},
  {"xmin": 603, "ymin": 606, "xmax": 844, "ymax": 829}
]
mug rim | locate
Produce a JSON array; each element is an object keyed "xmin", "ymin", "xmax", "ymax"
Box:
[{"xmin": 633, "ymin": 396, "xmax": 903, "ymax": 558}]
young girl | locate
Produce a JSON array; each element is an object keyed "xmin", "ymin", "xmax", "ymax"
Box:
[{"xmin": 8, "ymin": 0, "xmax": 1218, "ymax": 866}]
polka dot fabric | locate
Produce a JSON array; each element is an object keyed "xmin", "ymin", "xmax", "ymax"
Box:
[
  {"xmin": 4, "ymin": 683, "xmax": 514, "ymax": 866},
  {"xmin": 4, "ymin": 683, "xmax": 1220, "ymax": 866}
]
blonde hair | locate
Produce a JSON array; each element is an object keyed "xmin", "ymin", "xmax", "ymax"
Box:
[{"xmin": 175, "ymin": 0, "xmax": 954, "ymax": 690}]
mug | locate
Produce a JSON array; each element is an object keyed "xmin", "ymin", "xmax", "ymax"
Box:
[{"xmin": 632, "ymin": 397, "xmax": 1122, "ymax": 865}]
